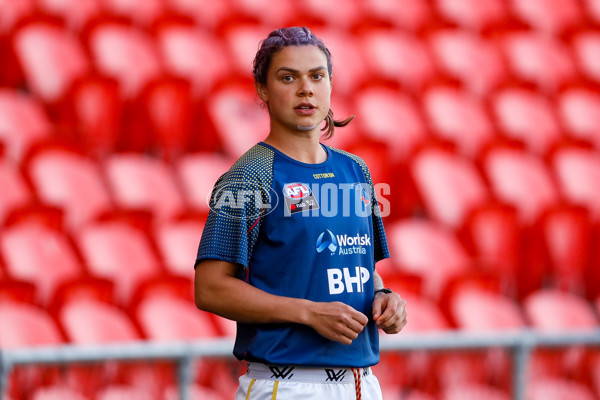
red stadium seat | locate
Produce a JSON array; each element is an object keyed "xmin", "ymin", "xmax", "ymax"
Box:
[
  {"xmin": 74, "ymin": 220, "xmax": 162, "ymax": 304},
  {"xmin": 508, "ymin": 0, "xmax": 584, "ymax": 35},
  {"xmin": 0, "ymin": 90, "xmax": 52, "ymax": 161},
  {"xmin": 164, "ymin": 0, "xmax": 230, "ymax": 30},
  {"xmin": 134, "ymin": 294, "xmax": 220, "ymax": 341},
  {"xmin": 400, "ymin": 293, "xmax": 450, "ymax": 333},
  {"xmin": 156, "ymin": 25, "xmax": 231, "ymax": 98},
  {"xmin": 442, "ymin": 383, "xmax": 510, "ymax": 400},
  {"xmin": 175, "ymin": 152, "xmax": 233, "ymax": 216},
  {"xmin": 36, "ymin": 0, "xmax": 102, "ymax": 31},
  {"xmin": 228, "ymin": 0, "xmax": 296, "ymax": 27},
  {"xmin": 60, "ymin": 74, "xmax": 123, "ymax": 155},
  {"xmin": 458, "ymin": 203, "xmax": 522, "ymax": 290},
  {"xmin": 87, "ymin": 22, "xmax": 162, "ymax": 99},
  {"xmin": 524, "ymin": 289, "xmax": 598, "ymax": 332},
  {"xmin": 154, "ymin": 219, "xmax": 203, "ymax": 276},
  {"xmin": 0, "ymin": 300, "xmax": 64, "ymax": 348},
  {"xmin": 500, "ymin": 32, "xmax": 577, "ymax": 93},
  {"xmin": 286, "ymin": 0, "xmax": 361, "ymax": 29},
  {"xmin": 163, "ymin": 384, "xmax": 223, "ymax": 400},
  {"xmin": 448, "ymin": 286, "xmax": 525, "ymax": 331},
  {"xmin": 433, "ymin": 0, "xmax": 509, "ymax": 30},
  {"xmin": 104, "ymin": 153, "xmax": 186, "ymax": 221},
  {"xmin": 422, "ymin": 86, "xmax": 496, "ymax": 158},
  {"xmin": 95, "ymin": 385, "xmax": 152, "ymax": 400},
  {"xmin": 584, "ymin": 0, "xmax": 600, "ymax": 25},
  {"xmin": 429, "ymin": 30, "xmax": 507, "ymax": 96},
  {"xmin": 32, "ymin": 385, "xmax": 90, "ymax": 400},
  {"xmin": 358, "ymin": 0, "xmax": 433, "ymax": 31},
  {"xmin": 0, "ymin": 160, "xmax": 32, "ymax": 225},
  {"xmin": 558, "ymin": 88, "xmax": 600, "ymax": 150},
  {"xmin": 482, "ymin": 146, "xmax": 560, "ymax": 225},
  {"xmin": 26, "ymin": 148, "xmax": 114, "ymax": 229},
  {"xmin": 206, "ymin": 83, "xmax": 269, "ymax": 158},
  {"xmin": 387, "ymin": 219, "xmax": 473, "ymax": 298},
  {"xmin": 538, "ymin": 205, "xmax": 593, "ymax": 293},
  {"xmin": 0, "ymin": 0, "xmax": 34, "ymax": 86},
  {"xmin": 13, "ymin": 22, "xmax": 91, "ymax": 103},
  {"xmin": 137, "ymin": 76, "xmax": 193, "ymax": 158},
  {"xmin": 355, "ymin": 86, "xmax": 428, "ymax": 158},
  {"xmin": 410, "ymin": 147, "xmax": 490, "ymax": 229},
  {"xmin": 359, "ymin": 29, "xmax": 437, "ymax": 93},
  {"xmin": 528, "ymin": 377, "xmax": 597, "ymax": 400},
  {"xmin": 58, "ymin": 298, "xmax": 141, "ymax": 344},
  {"xmin": 220, "ymin": 23, "xmax": 269, "ymax": 77},
  {"xmin": 573, "ymin": 32, "xmax": 600, "ymax": 84},
  {"xmin": 26, "ymin": 147, "xmax": 113, "ymax": 228},
  {"xmin": 102, "ymin": 0, "xmax": 166, "ymax": 28},
  {"xmin": 491, "ymin": 88, "xmax": 562, "ymax": 156},
  {"xmin": 0, "ymin": 222, "xmax": 83, "ymax": 305}
]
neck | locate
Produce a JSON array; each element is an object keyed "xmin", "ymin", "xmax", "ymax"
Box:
[{"xmin": 264, "ymin": 130, "xmax": 327, "ymax": 164}]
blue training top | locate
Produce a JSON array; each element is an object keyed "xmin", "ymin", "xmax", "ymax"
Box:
[{"xmin": 195, "ymin": 142, "xmax": 390, "ymax": 368}]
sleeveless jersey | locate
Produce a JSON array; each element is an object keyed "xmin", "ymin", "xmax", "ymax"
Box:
[{"xmin": 196, "ymin": 142, "xmax": 390, "ymax": 367}]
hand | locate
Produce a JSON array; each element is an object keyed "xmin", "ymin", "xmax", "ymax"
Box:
[
  {"xmin": 372, "ymin": 292, "xmax": 407, "ymax": 334},
  {"xmin": 307, "ymin": 301, "xmax": 368, "ymax": 345}
]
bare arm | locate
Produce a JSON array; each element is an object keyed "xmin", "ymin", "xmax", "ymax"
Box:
[{"xmin": 194, "ymin": 259, "xmax": 368, "ymax": 345}]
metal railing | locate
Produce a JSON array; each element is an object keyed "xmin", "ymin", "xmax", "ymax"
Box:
[{"xmin": 1, "ymin": 330, "xmax": 599, "ymax": 400}]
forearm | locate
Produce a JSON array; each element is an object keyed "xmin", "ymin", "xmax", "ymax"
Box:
[{"xmin": 195, "ymin": 259, "xmax": 312, "ymax": 325}]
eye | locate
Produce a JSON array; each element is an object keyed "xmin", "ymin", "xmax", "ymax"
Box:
[
  {"xmin": 312, "ymin": 73, "xmax": 324, "ymax": 80},
  {"xmin": 282, "ymin": 75, "xmax": 294, "ymax": 82}
]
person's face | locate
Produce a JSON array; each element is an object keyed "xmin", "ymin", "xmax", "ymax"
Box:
[{"xmin": 256, "ymin": 45, "xmax": 332, "ymax": 135}]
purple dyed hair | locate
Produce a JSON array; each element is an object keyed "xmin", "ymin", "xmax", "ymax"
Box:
[{"xmin": 252, "ymin": 26, "xmax": 354, "ymax": 139}]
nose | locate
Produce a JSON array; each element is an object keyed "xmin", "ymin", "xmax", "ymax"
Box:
[{"xmin": 297, "ymin": 78, "xmax": 313, "ymax": 97}]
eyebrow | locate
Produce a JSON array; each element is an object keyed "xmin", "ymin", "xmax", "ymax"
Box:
[{"xmin": 276, "ymin": 66, "xmax": 327, "ymax": 74}]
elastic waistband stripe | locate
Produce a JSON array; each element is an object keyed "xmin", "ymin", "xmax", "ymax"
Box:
[{"xmin": 245, "ymin": 362, "xmax": 372, "ymax": 384}]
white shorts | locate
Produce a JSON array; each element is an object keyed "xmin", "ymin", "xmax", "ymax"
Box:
[{"xmin": 235, "ymin": 363, "xmax": 383, "ymax": 400}]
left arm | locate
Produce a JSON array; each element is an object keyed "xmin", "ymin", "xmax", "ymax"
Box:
[{"xmin": 372, "ymin": 270, "xmax": 408, "ymax": 334}]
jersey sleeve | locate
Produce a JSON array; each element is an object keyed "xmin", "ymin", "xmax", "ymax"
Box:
[{"xmin": 195, "ymin": 145, "xmax": 275, "ymax": 269}]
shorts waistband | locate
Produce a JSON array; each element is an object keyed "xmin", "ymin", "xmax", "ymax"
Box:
[{"xmin": 245, "ymin": 362, "xmax": 372, "ymax": 384}]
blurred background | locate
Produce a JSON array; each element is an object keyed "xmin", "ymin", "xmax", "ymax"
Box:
[{"xmin": 0, "ymin": 0, "xmax": 600, "ymax": 399}]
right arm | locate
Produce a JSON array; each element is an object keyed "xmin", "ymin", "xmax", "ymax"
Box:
[{"xmin": 194, "ymin": 259, "xmax": 368, "ymax": 345}]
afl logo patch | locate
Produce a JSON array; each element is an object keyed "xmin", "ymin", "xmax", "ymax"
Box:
[
  {"xmin": 283, "ymin": 182, "xmax": 311, "ymax": 199},
  {"xmin": 282, "ymin": 182, "xmax": 320, "ymax": 215}
]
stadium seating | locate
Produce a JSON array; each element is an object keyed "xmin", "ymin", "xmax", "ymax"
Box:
[
  {"xmin": 153, "ymin": 219, "xmax": 203, "ymax": 276},
  {"xmin": 0, "ymin": 300, "xmax": 64, "ymax": 348},
  {"xmin": 481, "ymin": 145, "xmax": 559, "ymax": 224},
  {"xmin": 25, "ymin": 147, "xmax": 114, "ymax": 229},
  {"xmin": 387, "ymin": 219, "xmax": 473, "ymax": 298},
  {"xmin": 428, "ymin": 29, "xmax": 507, "ymax": 96},
  {"xmin": 0, "ymin": 160, "xmax": 32, "ymax": 225},
  {"xmin": 0, "ymin": 221, "xmax": 83, "ymax": 305},
  {"xmin": 500, "ymin": 32, "xmax": 578, "ymax": 93},
  {"xmin": 551, "ymin": 145, "xmax": 600, "ymax": 221},
  {"xmin": 1, "ymin": 1, "xmax": 600, "ymax": 398},
  {"xmin": 433, "ymin": 0, "xmax": 509, "ymax": 31},
  {"xmin": 103, "ymin": 153, "xmax": 186, "ymax": 221},
  {"xmin": 410, "ymin": 147, "xmax": 490, "ymax": 229},
  {"xmin": 422, "ymin": 86, "xmax": 496, "ymax": 158},
  {"xmin": 73, "ymin": 220, "xmax": 162, "ymax": 304},
  {"xmin": 491, "ymin": 88, "xmax": 562, "ymax": 156},
  {"xmin": 13, "ymin": 21, "xmax": 90, "ymax": 104},
  {"xmin": 0, "ymin": 90, "xmax": 53, "ymax": 161},
  {"xmin": 32, "ymin": 385, "xmax": 90, "ymax": 400},
  {"xmin": 355, "ymin": 85, "xmax": 428, "ymax": 157},
  {"xmin": 509, "ymin": 0, "xmax": 584, "ymax": 35},
  {"xmin": 558, "ymin": 88, "xmax": 600, "ymax": 149},
  {"xmin": 359, "ymin": 28, "xmax": 437, "ymax": 93}
]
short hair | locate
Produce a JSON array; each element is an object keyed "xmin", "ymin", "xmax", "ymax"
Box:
[{"xmin": 252, "ymin": 26, "xmax": 354, "ymax": 139}]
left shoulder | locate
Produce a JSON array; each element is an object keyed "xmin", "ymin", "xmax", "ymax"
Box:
[{"xmin": 325, "ymin": 145, "xmax": 373, "ymax": 180}]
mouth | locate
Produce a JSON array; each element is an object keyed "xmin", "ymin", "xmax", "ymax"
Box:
[{"xmin": 295, "ymin": 103, "xmax": 317, "ymax": 116}]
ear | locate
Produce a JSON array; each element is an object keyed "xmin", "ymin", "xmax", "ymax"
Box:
[
  {"xmin": 329, "ymin": 75, "xmax": 333, "ymax": 92},
  {"xmin": 256, "ymin": 82, "xmax": 268, "ymax": 103}
]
